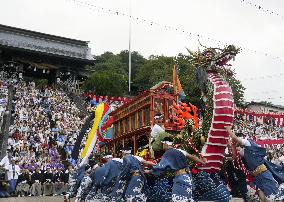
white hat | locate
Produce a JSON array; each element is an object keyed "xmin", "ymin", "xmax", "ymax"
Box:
[
  {"xmin": 161, "ymin": 141, "xmax": 173, "ymax": 146},
  {"xmin": 154, "ymin": 114, "xmax": 163, "ymax": 120},
  {"xmin": 121, "ymin": 149, "xmax": 132, "ymax": 154},
  {"xmin": 103, "ymin": 155, "xmax": 113, "ymax": 159}
]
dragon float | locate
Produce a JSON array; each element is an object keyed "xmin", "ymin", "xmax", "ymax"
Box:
[{"xmin": 174, "ymin": 44, "xmax": 240, "ymax": 173}]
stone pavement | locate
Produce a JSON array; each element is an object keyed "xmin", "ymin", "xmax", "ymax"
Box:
[
  {"xmin": 0, "ymin": 196, "xmax": 75, "ymax": 202},
  {"xmin": 0, "ymin": 197, "xmax": 244, "ymax": 202}
]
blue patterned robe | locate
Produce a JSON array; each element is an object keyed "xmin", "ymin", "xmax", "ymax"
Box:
[
  {"xmin": 86, "ymin": 159, "xmax": 123, "ymax": 201},
  {"xmin": 76, "ymin": 175, "xmax": 92, "ymax": 201},
  {"xmin": 193, "ymin": 171, "xmax": 230, "ymax": 202},
  {"xmin": 111, "ymin": 155, "xmax": 147, "ymax": 202},
  {"xmin": 152, "ymin": 149, "xmax": 194, "ymax": 202},
  {"xmin": 243, "ymin": 140, "xmax": 284, "ymax": 200},
  {"xmin": 146, "ymin": 176, "xmax": 172, "ymax": 202}
]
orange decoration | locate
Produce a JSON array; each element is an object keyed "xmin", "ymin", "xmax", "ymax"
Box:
[{"xmin": 172, "ymin": 102, "xmax": 199, "ymax": 129}]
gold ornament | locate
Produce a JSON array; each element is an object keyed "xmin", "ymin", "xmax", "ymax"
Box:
[
  {"xmin": 192, "ymin": 125, "xmax": 196, "ymax": 132},
  {"xmin": 200, "ymin": 136, "xmax": 205, "ymax": 145}
]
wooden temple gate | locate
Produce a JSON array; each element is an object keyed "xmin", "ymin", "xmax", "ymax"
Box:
[{"xmin": 110, "ymin": 81, "xmax": 178, "ymax": 155}]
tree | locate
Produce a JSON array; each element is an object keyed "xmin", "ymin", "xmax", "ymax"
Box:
[
  {"xmin": 93, "ymin": 52, "xmax": 127, "ymax": 75},
  {"xmin": 83, "ymin": 70, "xmax": 127, "ymax": 97},
  {"xmin": 118, "ymin": 50, "xmax": 146, "ymax": 77},
  {"xmin": 174, "ymin": 53, "xmax": 202, "ymax": 106},
  {"xmin": 85, "ymin": 51, "xmax": 146, "ymax": 96},
  {"xmin": 226, "ymin": 76, "xmax": 246, "ymax": 107},
  {"xmin": 133, "ymin": 55, "xmax": 174, "ymax": 92}
]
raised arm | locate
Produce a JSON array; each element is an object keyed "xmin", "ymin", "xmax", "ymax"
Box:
[
  {"xmin": 141, "ymin": 159, "xmax": 156, "ymax": 166},
  {"xmin": 224, "ymin": 126, "xmax": 243, "ymax": 145},
  {"xmin": 187, "ymin": 154, "xmax": 207, "ymax": 164}
]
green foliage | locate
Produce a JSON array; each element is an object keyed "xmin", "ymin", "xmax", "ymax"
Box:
[
  {"xmin": 93, "ymin": 52, "xmax": 127, "ymax": 75},
  {"xmin": 85, "ymin": 51, "xmax": 147, "ymax": 96},
  {"xmin": 119, "ymin": 50, "xmax": 146, "ymax": 76},
  {"xmin": 174, "ymin": 53, "xmax": 202, "ymax": 106},
  {"xmin": 83, "ymin": 70, "xmax": 127, "ymax": 97},
  {"xmin": 133, "ymin": 55, "xmax": 174, "ymax": 92},
  {"xmin": 226, "ymin": 76, "xmax": 246, "ymax": 107}
]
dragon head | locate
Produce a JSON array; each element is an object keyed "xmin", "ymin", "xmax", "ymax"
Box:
[
  {"xmin": 214, "ymin": 45, "xmax": 240, "ymax": 67},
  {"xmin": 189, "ymin": 44, "xmax": 240, "ymax": 73},
  {"xmin": 187, "ymin": 44, "xmax": 240, "ymax": 93}
]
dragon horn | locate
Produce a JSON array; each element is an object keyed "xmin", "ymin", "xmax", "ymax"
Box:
[{"xmin": 186, "ymin": 47, "xmax": 196, "ymax": 56}]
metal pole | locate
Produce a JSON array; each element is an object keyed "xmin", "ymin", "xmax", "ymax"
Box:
[{"xmin": 128, "ymin": 0, "xmax": 132, "ymax": 93}]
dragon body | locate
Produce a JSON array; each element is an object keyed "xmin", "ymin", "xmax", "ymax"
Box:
[
  {"xmin": 184, "ymin": 44, "xmax": 240, "ymax": 173},
  {"xmin": 199, "ymin": 72, "xmax": 234, "ymax": 173}
]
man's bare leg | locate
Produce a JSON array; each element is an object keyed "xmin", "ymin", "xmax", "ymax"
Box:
[{"xmin": 258, "ymin": 190, "xmax": 268, "ymax": 202}]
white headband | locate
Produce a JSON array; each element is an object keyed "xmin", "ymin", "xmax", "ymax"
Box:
[
  {"xmin": 122, "ymin": 150, "xmax": 132, "ymax": 154},
  {"xmin": 103, "ymin": 155, "xmax": 113, "ymax": 159},
  {"xmin": 154, "ymin": 115, "xmax": 162, "ymax": 120},
  {"xmin": 161, "ymin": 141, "xmax": 173, "ymax": 146}
]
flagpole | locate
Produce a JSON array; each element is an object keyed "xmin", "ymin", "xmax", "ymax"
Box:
[{"xmin": 128, "ymin": 0, "xmax": 132, "ymax": 93}]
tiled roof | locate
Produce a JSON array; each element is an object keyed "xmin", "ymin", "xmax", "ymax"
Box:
[
  {"xmin": 248, "ymin": 101, "xmax": 284, "ymax": 110},
  {"xmin": 0, "ymin": 24, "xmax": 93, "ymax": 61}
]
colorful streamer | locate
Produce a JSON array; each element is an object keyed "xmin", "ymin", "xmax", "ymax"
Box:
[{"xmin": 81, "ymin": 103, "xmax": 105, "ymax": 159}]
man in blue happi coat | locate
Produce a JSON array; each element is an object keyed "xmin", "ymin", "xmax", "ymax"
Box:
[
  {"xmin": 85, "ymin": 155, "xmax": 123, "ymax": 202},
  {"xmin": 111, "ymin": 147, "xmax": 156, "ymax": 202},
  {"xmin": 151, "ymin": 140, "xmax": 207, "ymax": 202},
  {"xmin": 225, "ymin": 126, "xmax": 284, "ymax": 201}
]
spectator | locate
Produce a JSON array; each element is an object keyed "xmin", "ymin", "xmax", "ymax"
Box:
[
  {"xmin": 16, "ymin": 169, "xmax": 30, "ymax": 197},
  {"xmin": 30, "ymin": 168, "xmax": 43, "ymax": 196},
  {"xmin": 42, "ymin": 168, "xmax": 53, "ymax": 196},
  {"xmin": 5, "ymin": 159, "xmax": 21, "ymax": 196},
  {"xmin": 53, "ymin": 167, "xmax": 65, "ymax": 196}
]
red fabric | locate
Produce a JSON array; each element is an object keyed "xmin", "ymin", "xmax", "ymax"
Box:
[
  {"xmin": 214, "ymin": 93, "xmax": 233, "ymax": 100},
  {"xmin": 215, "ymin": 86, "xmax": 232, "ymax": 93},
  {"xmin": 191, "ymin": 167, "xmax": 199, "ymax": 175},
  {"xmin": 255, "ymin": 139, "xmax": 284, "ymax": 147},
  {"xmin": 215, "ymin": 100, "xmax": 234, "ymax": 108},
  {"xmin": 247, "ymin": 175, "xmax": 254, "ymax": 183},
  {"xmin": 213, "ymin": 115, "xmax": 234, "ymax": 123},
  {"xmin": 212, "ymin": 123, "xmax": 231, "ymax": 130},
  {"xmin": 204, "ymin": 155, "xmax": 224, "ymax": 161},
  {"xmin": 200, "ymin": 161, "xmax": 223, "ymax": 168},
  {"xmin": 214, "ymin": 108, "xmax": 234, "ymax": 115},
  {"xmin": 101, "ymin": 116, "xmax": 114, "ymax": 131},
  {"xmin": 209, "ymin": 130, "xmax": 229, "ymax": 137},
  {"xmin": 207, "ymin": 137, "xmax": 228, "ymax": 145},
  {"xmin": 203, "ymin": 145, "xmax": 226, "ymax": 154}
]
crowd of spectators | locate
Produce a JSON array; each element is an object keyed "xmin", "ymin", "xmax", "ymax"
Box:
[
  {"xmin": 234, "ymin": 114, "xmax": 284, "ymax": 140},
  {"xmin": 266, "ymin": 144, "xmax": 284, "ymax": 166},
  {"xmin": 234, "ymin": 113, "xmax": 284, "ymax": 167},
  {"xmin": 0, "ymin": 79, "xmax": 8, "ymax": 130},
  {"xmin": 0, "ymin": 80, "xmax": 85, "ymax": 197}
]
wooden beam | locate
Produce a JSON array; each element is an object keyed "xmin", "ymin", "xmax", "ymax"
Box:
[{"xmin": 133, "ymin": 134, "xmax": 137, "ymax": 154}]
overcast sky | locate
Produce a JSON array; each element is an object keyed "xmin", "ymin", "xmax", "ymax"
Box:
[{"xmin": 1, "ymin": 0, "xmax": 283, "ymax": 105}]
